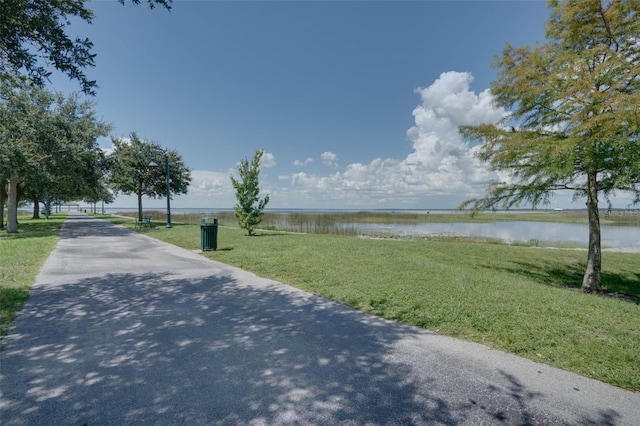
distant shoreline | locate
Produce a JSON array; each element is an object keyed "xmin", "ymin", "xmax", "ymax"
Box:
[{"xmin": 91, "ymin": 206, "xmax": 640, "ymax": 215}]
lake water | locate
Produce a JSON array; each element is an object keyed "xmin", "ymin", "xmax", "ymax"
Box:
[
  {"xmin": 360, "ymin": 221, "xmax": 640, "ymax": 250},
  {"xmin": 102, "ymin": 207, "xmax": 639, "ymax": 250}
]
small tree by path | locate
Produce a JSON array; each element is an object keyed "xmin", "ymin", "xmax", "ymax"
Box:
[{"xmin": 230, "ymin": 150, "xmax": 270, "ymax": 236}]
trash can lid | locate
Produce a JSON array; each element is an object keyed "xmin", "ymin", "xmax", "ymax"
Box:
[{"xmin": 200, "ymin": 217, "xmax": 218, "ymax": 225}]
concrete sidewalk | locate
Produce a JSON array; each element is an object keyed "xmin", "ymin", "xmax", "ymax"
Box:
[{"xmin": 1, "ymin": 212, "xmax": 638, "ymax": 425}]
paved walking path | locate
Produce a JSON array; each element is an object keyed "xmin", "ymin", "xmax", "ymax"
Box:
[{"xmin": 1, "ymin": 212, "xmax": 638, "ymax": 425}]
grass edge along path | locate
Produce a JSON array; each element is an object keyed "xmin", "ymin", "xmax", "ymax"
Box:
[
  {"xmin": 125, "ymin": 219, "xmax": 640, "ymax": 392},
  {"xmin": 0, "ymin": 213, "xmax": 67, "ymax": 340}
]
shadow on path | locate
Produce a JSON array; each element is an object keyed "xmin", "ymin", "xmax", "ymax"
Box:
[{"xmin": 1, "ymin": 269, "xmax": 463, "ymax": 425}]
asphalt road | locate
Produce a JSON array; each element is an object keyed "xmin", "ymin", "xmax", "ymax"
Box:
[{"xmin": 1, "ymin": 212, "xmax": 638, "ymax": 425}]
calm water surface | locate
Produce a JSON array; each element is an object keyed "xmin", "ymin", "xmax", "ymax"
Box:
[{"xmin": 362, "ymin": 221, "xmax": 640, "ymax": 250}]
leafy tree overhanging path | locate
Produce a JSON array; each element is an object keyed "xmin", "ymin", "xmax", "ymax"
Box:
[{"xmin": 1, "ymin": 212, "xmax": 638, "ymax": 425}]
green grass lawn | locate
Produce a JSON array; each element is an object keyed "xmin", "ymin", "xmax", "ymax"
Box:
[
  {"xmin": 0, "ymin": 213, "xmax": 67, "ymax": 338},
  {"xmin": 135, "ymin": 220, "xmax": 640, "ymax": 391}
]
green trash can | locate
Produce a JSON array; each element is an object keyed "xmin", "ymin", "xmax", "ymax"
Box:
[{"xmin": 200, "ymin": 217, "xmax": 218, "ymax": 251}]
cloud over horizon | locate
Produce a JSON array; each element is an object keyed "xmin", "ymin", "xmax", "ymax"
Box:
[
  {"xmin": 278, "ymin": 71, "xmax": 507, "ymax": 207},
  {"xmin": 260, "ymin": 152, "xmax": 276, "ymax": 168},
  {"xmin": 188, "ymin": 170, "xmax": 234, "ymax": 198},
  {"xmin": 293, "ymin": 157, "xmax": 314, "ymax": 167},
  {"xmin": 108, "ymin": 71, "xmax": 636, "ymax": 211},
  {"xmin": 110, "ymin": 72, "xmax": 511, "ymax": 210},
  {"xmin": 321, "ymin": 152, "xmax": 339, "ymax": 168}
]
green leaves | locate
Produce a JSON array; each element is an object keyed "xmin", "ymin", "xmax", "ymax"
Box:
[
  {"xmin": 463, "ymin": 0, "xmax": 640, "ymax": 212},
  {"xmin": 0, "ymin": 0, "xmax": 172, "ymax": 95},
  {"xmin": 230, "ymin": 149, "xmax": 270, "ymax": 236},
  {"xmin": 0, "ymin": 80, "xmax": 110, "ymax": 190},
  {"xmin": 1, "ymin": 79, "xmax": 111, "ymax": 232},
  {"xmin": 107, "ymin": 132, "xmax": 192, "ymax": 219},
  {"xmin": 460, "ymin": 0, "xmax": 640, "ymax": 291}
]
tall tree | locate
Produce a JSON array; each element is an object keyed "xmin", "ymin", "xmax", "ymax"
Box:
[
  {"xmin": 47, "ymin": 94, "xmax": 111, "ymax": 202},
  {"xmin": 230, "ymin": 149, "xmax": 270, "ymax": 236},
  {"xmin": 0, "ymin": 77, "xmax": 110, "ymax": 233},
  {"xmin": 108, "ymin": 133, "xmax": 191, "ymax": 222},
  {"xmin": 459, "ymin": 0, "xmax": 640, "ymax": 293},
  {"xmin": 0, "ymin": 184, "xmax": 6, "ymax": 229},
  {"xmin": 1, "ymin": 76, "xmax": 55, "ymax": 233},
  {"xmin": 0, "ymin": 0, "xmax": 171, "ymax": 95}
]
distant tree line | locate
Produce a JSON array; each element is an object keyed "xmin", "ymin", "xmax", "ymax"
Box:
[{"xmin": 0, "ymin": 76, "xmax": 191, "ymax": 233}]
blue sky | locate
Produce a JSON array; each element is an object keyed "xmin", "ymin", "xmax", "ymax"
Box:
[{"xmin": 52, "ymin": 0, "xmax": 618, "ymax": 210}]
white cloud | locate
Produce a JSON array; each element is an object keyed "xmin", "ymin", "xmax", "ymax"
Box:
[
  {"xmin": 123, "ymin": 169, "xmax": 236, "ymax": 209},
  {"xmin": 280, "ymin": 71, "xmax": 507, "ymax": 207},
  {"xmin": 98, "ymin": 146, "xmax": 115, "ymax": 157},
  {"xmin": 187, "ymin": 170, "xmax": 234, "ymax": 198},
  {"xmin": 97, "ymin": 136, "xmax": 115, "ymax": 156},
  {"xmin": 99, "ymin": 135, "xmax": 132, "ymax": 157},
  {"xmin": 293, "ymin": 157, "xmax": 313, "ymax": 167},
  {"xmin": 262, "ymin": 152, "xmax": 276, "ymax": 168},
  {"xmin": 109, "ymin": 71, "xmax": 636, "ymax": 210},
  {"xmin": 321, "ymin": 151, "xmax": 339, "ymax": 168}
]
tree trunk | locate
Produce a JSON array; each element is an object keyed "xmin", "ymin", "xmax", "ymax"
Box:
[
  {"xmin": 6, "ymin": 175, "xmax": 21, "ymax": 234},
  {"xmin": 137, "ymin": 191, "xmax": 143, "ymax": 222},
  {"xmin": 32, "ymin": 198, "xmax": 41, "ymax": 219},
  {"xmin": 582, "ymin": 171, "xmax": 602, "ymax": 293},
  {"xmin": 0, "ymin": 182, "xmax": 6, "ymax": 230}
]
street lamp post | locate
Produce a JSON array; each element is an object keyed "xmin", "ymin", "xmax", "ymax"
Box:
[{"xmin": 164, "ymin": 153, "xmax": 172, "ymax": 228}]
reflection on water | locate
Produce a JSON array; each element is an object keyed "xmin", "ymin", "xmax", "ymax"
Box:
[
  {"xmin": 104, "ymin": 207, "xmax": 637, "ymax": 250},
  {"xmin": 361, "ymin": 221, "xmax": 640, "ymax": 250}
]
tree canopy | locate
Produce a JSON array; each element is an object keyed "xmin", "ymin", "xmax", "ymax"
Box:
[
  {"xmin": 0, "ymin": 0, "xmax": 172, "ymax": 95},
  {"xmin": 459, "ymin": 0, "xmax": 640, "ymax": 293},
  {"xmin": 108, "ymin": 132, "xmax": 192, "ymax": 222},
  {"xmin": 230, "ymin": 150, "xmax": 270, "ymax": 236},
  {"xmin": 0, "ymin": 76, "xmax": 110, "ymax": 232}
]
